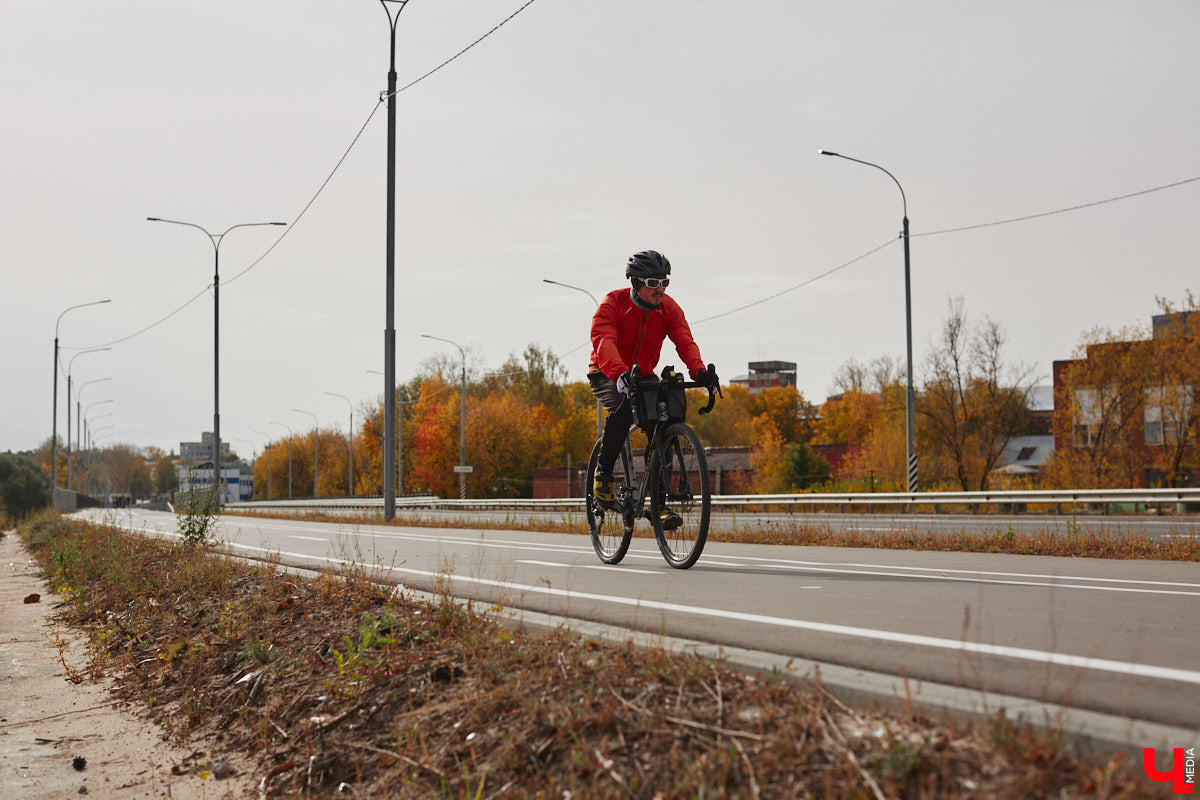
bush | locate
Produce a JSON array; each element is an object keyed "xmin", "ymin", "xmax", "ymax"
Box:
[{"xmin": 0, "ymin": 453, "xmax": 52, "ymax": 524}]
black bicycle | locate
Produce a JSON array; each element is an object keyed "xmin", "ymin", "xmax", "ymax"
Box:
[{"xmin": 585, "ymin": 365, "xmax": 721, "ymax": 569}]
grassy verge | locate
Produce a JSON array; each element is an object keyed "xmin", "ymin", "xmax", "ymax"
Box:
[
  {"xmin": 17, "ymin": 510, "xmax": 1159, "ymax": 798},
  {"xmin": 227, "ymin": 508, "xmax": 1200, "ymax": 561}
]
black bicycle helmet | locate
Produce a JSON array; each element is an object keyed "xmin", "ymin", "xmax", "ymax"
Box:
[{"xmin": 625, "ymin": 250, "xmax": 672, "ymax": 279}]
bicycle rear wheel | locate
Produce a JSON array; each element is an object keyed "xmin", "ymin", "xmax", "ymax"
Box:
[
  {"xmin": 585, "ymin": 438, "xmax": 634, "ymax": 564},
  {"xmin": 648, "ymin": 422, "xmax": 710, "ymax": 569}
]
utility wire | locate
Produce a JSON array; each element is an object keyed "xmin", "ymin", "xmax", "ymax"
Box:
[
  {"xmin": 693, "ymin": 173, "xmax": 1200, "ymax": 326},
  {"xmin": 693, "ymin": 237, "xmax": 898, "ymax": 325},
  {"xmin": 66, "ymin": 0, "xmax": 544, "ymax": 351},
  {"xmin": 389, "ymin": 0, "xmax": 541, "ymax": 97},
  {"xmin": 224, "ymin": 100, "xmax": 386, "ymax": 289},
  {"xmin": 916, "ymin": 175, "xmax": 1200, "ymax": 237}
]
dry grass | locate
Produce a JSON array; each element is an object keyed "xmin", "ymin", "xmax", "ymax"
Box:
[
  {"xmin": 18, "ymin": 511, "xmax": 1162, "ymax": 798},
  {"xmin": 227, "ymin": 508, "xmax": 1200, "ymax": 561}
]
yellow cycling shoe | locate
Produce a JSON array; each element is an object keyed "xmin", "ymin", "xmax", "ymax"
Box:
[
  {"xmin": 659, "ymin": 507, "xmax": 683, "ymax": 531},
  {"xmin": 593, "ymin": 472, "xmax": 615, "ymax": 503}
]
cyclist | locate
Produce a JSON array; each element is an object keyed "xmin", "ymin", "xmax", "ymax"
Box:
[{"xmin": 587, "ymin": 249, "xmax": 719, "ymax": 529}]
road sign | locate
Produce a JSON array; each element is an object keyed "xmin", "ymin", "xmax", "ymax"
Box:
[{"xmin": 453, "ymin": 465, "xmax": 474, "ymax": 474}]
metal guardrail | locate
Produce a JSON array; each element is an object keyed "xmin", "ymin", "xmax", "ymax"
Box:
[{"xmin": 226, "ymin": 487, "xmax": 1200, "ymax": 515}]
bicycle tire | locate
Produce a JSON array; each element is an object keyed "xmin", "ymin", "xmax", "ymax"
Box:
[
  {"xmin": 647, "ymin": 422, "xmax": 710, "ymax": 569},
  {"xmin": 585, "ymin": 437, "xmax": 634, "ymax": 564}
]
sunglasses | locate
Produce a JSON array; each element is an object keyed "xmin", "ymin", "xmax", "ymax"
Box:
[{"xmin": 642, "ymin": 277, "xmax": 670, "ymax": 288}]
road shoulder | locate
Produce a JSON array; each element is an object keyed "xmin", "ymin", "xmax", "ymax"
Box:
[{"xmin": 0, "ymin": 530, "xmax": 250, "ymax": 799}]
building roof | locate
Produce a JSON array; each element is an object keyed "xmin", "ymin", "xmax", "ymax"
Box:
[
  {"xmin": 995, "ymin": 435, "xmax": 1055, "ymax": 470},
  {"xmin": 748, "ymin": 360, "xmax": 796, "ymax": 373}
]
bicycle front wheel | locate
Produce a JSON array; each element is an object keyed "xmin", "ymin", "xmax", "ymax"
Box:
[
  {"xmin": 648, "ymin": 423, "xmax": 710, "ymax": 569},
  {"xmin": 585, "ymin": 438, "xmax": 634, "ymax": 564}
]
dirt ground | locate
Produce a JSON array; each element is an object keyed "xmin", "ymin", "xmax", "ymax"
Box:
[{"xmin": 0, "ymin": 531, "xmax": 252, "ymax": 799}]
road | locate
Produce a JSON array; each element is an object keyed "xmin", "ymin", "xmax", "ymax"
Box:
[
  {"xmin": 261, "ymin": 503, "xmax": 1200, "ymax": 542},
  {"xmin": 81, "ymin": 508, "xmax": 1200, "ymax": 733}
]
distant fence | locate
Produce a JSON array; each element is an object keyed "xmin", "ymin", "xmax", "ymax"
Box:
[
  {"xmin": 226, "ymin": 487, "xmax": 1200, "ymax": 516},
  {"xmin": 53, "ymin": 488, "xmax": 104, "ymax": 513}
]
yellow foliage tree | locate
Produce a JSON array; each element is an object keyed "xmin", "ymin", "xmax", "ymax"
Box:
[{"xmin": 750, "ymin": 416, "xmax": 788, "ymax": 493}]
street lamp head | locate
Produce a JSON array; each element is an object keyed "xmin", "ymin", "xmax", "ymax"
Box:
[{"xmin": 817, "ymin": 150, "xmax": 839, "ymax": 157}]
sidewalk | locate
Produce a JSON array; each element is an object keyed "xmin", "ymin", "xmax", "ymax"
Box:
[{"xmin": 0, "ymin": 530, "xmax": 248, "ymax": 799}]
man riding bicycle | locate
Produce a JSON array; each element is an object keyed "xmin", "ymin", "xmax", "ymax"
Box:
[{"xmin": 587, "ymin": 249, "xmax": 719, "ymax": 529}]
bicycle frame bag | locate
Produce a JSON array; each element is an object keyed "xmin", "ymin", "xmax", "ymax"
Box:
[{"xmin": 633, "ymin": 381, "xmax": 687, "ymax": 428}]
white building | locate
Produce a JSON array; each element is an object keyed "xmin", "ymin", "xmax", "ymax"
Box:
[{"xmin": 175, "ymin": 461, "xmax": 253, "ymax": 504}]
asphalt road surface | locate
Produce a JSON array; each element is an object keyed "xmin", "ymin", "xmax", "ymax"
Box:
[{"xmin": 80, "ymin": 508, "xmax": 1200, "ymax": 732}]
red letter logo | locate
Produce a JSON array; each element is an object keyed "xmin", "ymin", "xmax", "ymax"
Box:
[{"xmin": 1144, "ymin": 748, "xmax": 1195, "ymax": 795}]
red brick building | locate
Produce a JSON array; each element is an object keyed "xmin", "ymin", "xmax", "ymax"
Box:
[
  {"xmin": 1051, "ymin": 311, "xmax": 1197, "ymax": 487},
  {"xmin": 729, "ymin": 361, "xmax": 797, "ymax": 394}
]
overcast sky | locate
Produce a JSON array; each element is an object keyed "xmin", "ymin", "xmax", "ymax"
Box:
[{"xmin": 3, "ymin": 0, "xmax": 1198, "ymax": 459}]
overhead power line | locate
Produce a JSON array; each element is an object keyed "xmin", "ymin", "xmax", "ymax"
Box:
[
  {"xmin": 694, "ymin": 238, "xmax": 897, "ymax": 325},
  {"xmin": 67, "ymin": 0, "xmax": 544, "ymax": 351},
  {"xmin": 916, "ymin": 175, "xmax": 1200, "ymax": 238},
  {"xmin": 693, "ymin": 173, "xmax": 1200, "ymax": 327}
]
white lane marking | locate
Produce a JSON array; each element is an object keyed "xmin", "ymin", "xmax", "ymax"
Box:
[
  {"xmin": 102, "ymin": 512, "xmax": 1198, "ymax": 593},
  {"xmin": 749, "ymin": 556, "xmax": 1200, "ymax": 590},
  {"xmin": 517, "ymin": 559, "xmax": 659, "ymax": 575},
  {"xmin": 288, "ymin": 536, "xmax": 328, "ymax": 543},
  {"xmin": 215, "ymin": 541, "xmax": 1200, "ymax": 688},
  {"xmin": 753, "ymin": 563, "xmax": 1200, "ymax": 597}
]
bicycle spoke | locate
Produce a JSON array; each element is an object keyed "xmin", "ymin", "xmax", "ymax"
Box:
[
  {"xmin": 649, "ymin": 423, "xmax": 710, "ymax": 569},
  {"xmin": 586, "ymin": 438, "xmax": 634, "ymax": 564}
]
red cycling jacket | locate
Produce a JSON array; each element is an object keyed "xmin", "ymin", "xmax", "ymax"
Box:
[{"xmin": 588, "ymin": 288, "xmax": 705, "ymax": 381}]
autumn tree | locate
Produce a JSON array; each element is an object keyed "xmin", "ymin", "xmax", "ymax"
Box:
[
  {"xmin": 816, "ymin": 355, "xmax": 909, "ymax": 489},
  {"xmin": 832, "ymin": 355, "xmax": 904, "ymax": 395},
  {"xmin": 688, "ymin": 383, "xmax": 756, "ymax": 448},
  {"xmin": 1048, "ymin": 293, "xmax": 1200, "ymax": 488},
  {"xmin": 31, "ymin": 436, "xmax": 68, "ymax": 488},
  {"xmin": 917, "ymin": 298, "xmax": 1034, "ymax": 491},
  {"xmin": 154, "ymin": 451, "xmax": 179, "ymax": 496},
  {"xmin": 751, "ymin": 386, "xmax": 817, "ymax": 445},
  {"xmin": 841, "ymin": 382, "xmax": 909, "ymax": 489},
  {"xmin": 1050, "ymin": 326, "xmax": 1151, "ymax": 488},
  {"xmin": 1142, "ymin": 294, "xmax": 1200, "ymax": 486},
  {"xmin": 750, "ymin": 417, "xmax": 788, "ymax": 493},
  {"xmin": 814, "ymin": 388, "xmax": 883, "ymax": 446}
]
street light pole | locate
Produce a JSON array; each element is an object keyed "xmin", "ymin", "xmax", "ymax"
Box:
[
  {"xmin": 542, "ymin": 279, "xmax": 604, "ymax": 439},
  {"xmin": 270, "ymin": 421, "xmax": 293, "ymax": 498},
  {"xmin": 65, "ymin": 348, "xmax": 110, "ymax": 493},
  {"xmin": 421, "ymin": 334, "xmax": 467, "ymax": 499},
  {"xmin": 252, "ymin": 430, "xmax": 272, "ymax": 499},
  {"xmin": 76, "ymin": 380, "xmax": 111, "ymax": 490},
  {"xmin": 293, "ymin": 409, "xmax": 319, "ymax": 498},
  {"xmin": 148, "ymin": 217, "xmax": 286, "ymax": 505},
  {"xmin": 84, "ymin": 411, "xmax": 111, "ymax": 492},
  {"xmin": 53, "ymin": 300, "xmax": 110, "ymax": 493},
  {"xmin": 380, "ymin": 0, "xmax": 411, "ymax": 522},
  {"xmin": 89, "ymin": 424, "xmax": 113, "ymax": 495},
  {"xmin": 78, "ymin": 391, "xmax": 111, "ymax": 490},
  {"xmin": 818, "ymin": 150, "xmax": 918, "ymax": 493},
  {"xmin": 324, "ymin": 392, "xmax": 355, "ymax": 496}
]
